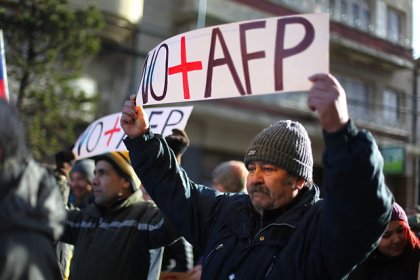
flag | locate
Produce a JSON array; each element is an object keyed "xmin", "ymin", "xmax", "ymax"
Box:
[{"xmin": 0, "ymin": 30, "xmax": 9, "ymax": 101}]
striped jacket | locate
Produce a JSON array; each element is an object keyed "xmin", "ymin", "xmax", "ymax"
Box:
[{"xmin": 61, "ymin": 191, "xmax": 179, "ymax": 280}]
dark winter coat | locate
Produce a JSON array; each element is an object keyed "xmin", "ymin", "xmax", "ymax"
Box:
[
  {"xmin": 61, "ymin": 191, "xmax": 179, "ymax": 280},
  {"xmin": 125, "ymin": 121, "xmax": 393, "ymax": 280},
  {"xmin": 0, "ymin": 158, "xmax": 66, "ymax": 280},
  {"xmin": 347, "ymin": 246, "xmax": 420, "ymax": 280}
]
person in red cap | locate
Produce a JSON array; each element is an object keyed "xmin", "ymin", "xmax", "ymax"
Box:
[{"xmin": 348, "ymin": 202, "xmax": 420, "ymax": 280}]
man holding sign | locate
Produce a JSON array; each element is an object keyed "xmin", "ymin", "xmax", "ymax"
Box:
[{"xmin": 121, "ymin": 73, "xmax": 392, "ymax": 279}]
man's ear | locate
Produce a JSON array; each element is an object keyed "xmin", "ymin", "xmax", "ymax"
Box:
[
  {"xmin": 122, "ymin": 178, "xmax": 132, "ymax": 190},
  {"xmin": 295, "ymin": 178, "xmax": 306, "ymax": 190}
]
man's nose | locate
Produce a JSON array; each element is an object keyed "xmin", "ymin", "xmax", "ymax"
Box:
[
  {"xmin": 92, "ymin": 175, "xmax": 99, "ymax": 186},
  {"xmin": 248, "ymin": 167, "xmax": 264, "ymax": 183}
]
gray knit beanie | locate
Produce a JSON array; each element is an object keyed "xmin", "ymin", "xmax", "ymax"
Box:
[
  {"xmin": 244, "ymin": 120, "xmax": 313, "ymax": 181},
  {"xmin": 70, "ymin": 159, "xmax": 95, "ymax": 183}
]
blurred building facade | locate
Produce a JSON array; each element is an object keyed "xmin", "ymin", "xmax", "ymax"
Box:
[{"xmin": 71, "ymin": 0, "xmax": 419, "ymax": 206}]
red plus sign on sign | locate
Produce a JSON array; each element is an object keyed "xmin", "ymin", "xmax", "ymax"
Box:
[{"xmin": 137, "ymin": 13, "xmax": 329, "ymax": 106}]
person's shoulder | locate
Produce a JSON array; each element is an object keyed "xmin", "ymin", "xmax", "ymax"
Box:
[
  {"xmin": 129, "ymin": 199, "xmax": 164, "ymax": 221},
  {"xmin": 67, "ymin": 204, "xmax": 96, "ymax": 221},
  {"xmin": 226, "ymin": 192, "xmax": 249, "ymax": 203},
  {"xmin": 133, "ymin": 200, "xmax": 160, "ymax": 212},
  {"xmin": 222, "ymin": 193, "xmax": 250, "ymax": 214}
]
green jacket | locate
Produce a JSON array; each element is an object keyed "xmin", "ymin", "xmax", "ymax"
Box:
[{"xmin": 62, "ymin": 191, "xmax": 179, "ymax": 280}]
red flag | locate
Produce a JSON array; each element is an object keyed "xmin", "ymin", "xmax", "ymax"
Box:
[{"xmin": 0, "ymin": 30, "xmax": 9, "ymax": 101}]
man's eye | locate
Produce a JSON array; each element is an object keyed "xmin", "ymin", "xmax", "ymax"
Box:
[{"xmin": 263, "ymin": 167, "xmax": 274, "ymax": 173}]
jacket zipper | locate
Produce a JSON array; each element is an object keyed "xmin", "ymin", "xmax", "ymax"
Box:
[
  {"xmin": 253, "ymin": 222, "xmax": 295, "ymax": 239},
  {"xmin": 204, "ymin": 243, "xmax": 224, "ymax": 265}
]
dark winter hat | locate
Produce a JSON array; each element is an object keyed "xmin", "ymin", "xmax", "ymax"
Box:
[
  {"xmin": 70, "ymin": 159, "xmax": 95, "ymax": 183},
  {"xmin": 94, "ymin": 151, "xmax": 140, "ymax": 192},
  {"xmin": 244, "ymin": 120, "xmax": 313, "ymax": 181},
  {"xmin": 55, "ymin": 150, "xmax": 75, "ymax": 167},
  {"xmin": 391, "ymin": 202, "xmax": 408, "ymax": 224},
  {"xmin": 165, "ymin": 129, "xmax": 190, "ymax": 157}
]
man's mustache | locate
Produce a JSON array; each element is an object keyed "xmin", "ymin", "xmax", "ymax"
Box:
[{"xmin": 249, "ymin": 184, "xmax": 270, "ymax": 195}]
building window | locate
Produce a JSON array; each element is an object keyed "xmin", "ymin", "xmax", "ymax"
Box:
[
  {"xmin": 328, "ymin": 0, "xmax": 336, "ymax": 15},
  {"xmin": 383, "ymin": 89, "xmax": 399, "ymax": 125},
  {"xmin": 352, "ymin": 2, "xmax": 360, "ymax": 26},
  {"xmin": 360, "ymin": 0, "xmax": 371, "ymax": 31},
  {"xmin": 340, "ymin": 0, "xmax": 348, "ymax": 21},
  {"xmin": 330, "ymin": 0, "xmax": 371, "ymax": 30},
  {"xmin": 387, "ymin": 7, "xmax": 403, "ymax": 42},
  {"xmin": 337, "ymin": 76, "xmax": 370, "ymax": 121}
]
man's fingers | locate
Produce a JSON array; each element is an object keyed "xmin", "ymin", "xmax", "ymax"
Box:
[
  {"xmin": 122, "ymin": 101, "xmax": 138, "ymax": 115},
  {"xmin": 129, "ymin": 94, "xmax": 136, "ymax": 103},
  {"xmin": 307, "ymin": 96, "xmax": 323, "ymax": 112},
  {"xmin": 308, "ymin": 73, "xmax": 327, "ymax": 82},
  {"xmin": 308, "ymin": 73, "xmax": 335, "ymax": 83},
  {"xmin": 120, "ymin": 112, "xmax": 133, "ymax": 125}
]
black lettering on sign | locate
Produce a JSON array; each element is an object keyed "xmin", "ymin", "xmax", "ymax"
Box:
[
  {"xmin": 161, "ymin": 110, "xmax": 184, "ymax": 135},
  {"xmin": 149, "ymin": 111, "xmax": 164, "ymax": 132},
  {"xmin": 151, "ymin": 44, "xmax": 169, "ymax": 101},
  {"xmin": 75, "ymin": 124, "xmax": 93, "ymax": 157},
  {"xmin": 138, "ymin": 52, "xmax": 153, "ymax": 104},
  {"xmin": 239, "ymin": 20, "xmax": 266, "ymax": 94},
  {"xmin": 116, "ymin": 133, "xmax": 126, "ymax": 149},
  {"xmin": 274, "ymin": 17, "xmax": 315, "ymax": 91},
  {"xmin": 138, "ymin": 44, "xmax": 169, "ymax": 104},
  {"xmin": 86, "ymin": 122, "xmax": 104, "ymax": 153},
  {"xmin": 205, "ymin": 27, "xmax": 246, "ymax": 98}
]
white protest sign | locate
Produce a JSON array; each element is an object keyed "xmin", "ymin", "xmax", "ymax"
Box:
[
  {"xmin": 73, "ymin": 106, "xmax": 193, "ymax": 160},
  {"xmin": 137, "ymin": 13, "xmax": 329, "ymax": 105}
]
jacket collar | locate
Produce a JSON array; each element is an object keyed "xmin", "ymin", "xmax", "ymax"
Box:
[
  {"xmin": 224, "ymin": 183, "xmax": 320, "ymax": 238},
  {"xmin": 88, "ymin": 191, "xmax": 144, "ymax": 218}
]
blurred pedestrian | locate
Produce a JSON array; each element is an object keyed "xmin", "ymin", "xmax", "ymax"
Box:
[
  {"xmin": 54, "ymin": 149, "xmax": 75, "ymax": 205},
  {"xmin": 69, "ymin": 159, "xmax": 95, "ymax": 209},
  {"xmin": 0, "ymin": 100, "xmax": 66, "ymax": 280},
  {"xmin": 348, "ymin": 202, "xmax": 420, "ymax": 280},
  {"xmin": 408, "ymin": 213, "xmax": 420, "ymax": 238},
  {"xmin": 53, "ymin": 149, "xmax": 76, "ymax": 279},
  {"xmin": 211, "ymin": 160, "xmax": 248, "ymax": 193}
]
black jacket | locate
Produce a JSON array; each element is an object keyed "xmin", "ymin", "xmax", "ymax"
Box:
[
  {"xmin": 125, "ymin": 121, "xmax": 393, "ymax": 279},
  {"xmin": 0, "ymin": 158, "xmax": 66, "ymax": 280},
  {"xmin": 62, "ymin": 191, "xmax": 179, "ymax": 280},
  {"xmin": 347, "ymin": 246, "xmax": 420, "ymax": 280}
]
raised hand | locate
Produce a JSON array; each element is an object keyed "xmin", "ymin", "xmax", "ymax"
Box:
[
  {"xmin": 308, "ymin": 73, "xmax": 349, "ymax": 133},
  {"xmin": 120, "ymin": 94, "xmax": 150, "ymax": 139}
]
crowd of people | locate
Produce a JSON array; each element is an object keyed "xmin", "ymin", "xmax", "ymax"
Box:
[{"xmin": 1, "ymin": 72, "xmax": 419, "ymax": 279}]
